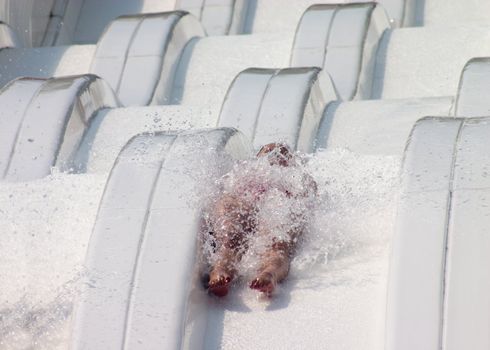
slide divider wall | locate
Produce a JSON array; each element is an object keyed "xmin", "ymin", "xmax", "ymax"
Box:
[
  {"xmin": 71, "ymin": 128, "xmax": 253, "ymax": 350},
  {"xmin": 387, "ymin": 116, "xmax": 490, "ymax": 350},
  {"xmin": 291, "ymin": 2, "xmax": 390, "ymax": 100},
  {"xmin": 218, "ymin": 67, "xmax": 337, "ymax": 151},
  {"xmin": 0, "ymin": 74, "xmax": 119, "ymax": 181}
]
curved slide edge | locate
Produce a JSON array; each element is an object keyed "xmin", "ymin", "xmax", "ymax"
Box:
[
  {"xmin": 399, "ymin": 0, "xmax": 421, "ymax": 27},
  {"xmin": 0, "ymin": 0, "xmax": 54, "ymax": 47},
  {"xmin": 41, "ymin": 0, "xmax": 84, "ymax": 46},
  {"xmin": 454, "ymin": 57, "xmax": 490, "ymax": 117},
  {"xmin": 386, "ymin": 116, "xmax": 462, "ymax": 350},
  {"xmin": 290, "ymin": 2, "xmax": 391, "ymax": 100},
  {"xmin": 72, "ymin": 104, "xmax": 218, "ymax": 174},
  {"xmin": 0, "ymin": 45, "xmax": 96, "ymax": 89},
  {"xmin": 90, "ymin": 11, "xmax": 205, "ymax": 106},
  {"xmin": 443, "ymin": 117, "xmax": 490, "ymax": 350},
  {"xmin": 41, "ymin": 0, "xmax": 69, "ymax": 46},
  {"xmin": 0, "ymin": 74, "xmax": 120, "ymax": 181},
  {"xmin": 218, "ymin": 67, "xmax": 337, "ymax": 152},
  {"xmin": 0, "ymin": 21, "xmax": 21, "ymax": 48},
  {"xmin": 379, "ymin": 0, "xmax": 411, "ymax": 27},
  {"xmin": 70, "ymin": 128, "xmax": 253, "ymax": 350},
  {"xmin": 386, "ymin": 117, "xmax": 490, "ymax": 350},
  {"xmin": 177, "ymin": 0, "xmax": 253, "ymax": 35}
]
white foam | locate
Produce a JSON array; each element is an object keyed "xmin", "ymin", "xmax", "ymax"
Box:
[
  {"xmin": 0, "ymin": 173, "xmax": 106, "ymax": 350},
  {"xmin": 201, "ymin": 154, "xmax": 316, "ymax": 272},
  {"xmin": 0, "ymin": 148, "xmax": 401, "ymax": 349}
]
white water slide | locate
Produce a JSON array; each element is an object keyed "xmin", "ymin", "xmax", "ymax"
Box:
[{"xmin": 2, "ymin": 1, "xmax": 490, "ymax": 349}]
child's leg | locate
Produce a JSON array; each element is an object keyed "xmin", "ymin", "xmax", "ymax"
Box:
[
  {"xmin": 249, "ymin": 240, "xmax": 294, "ymax": 295},
  {"xmin": 250, "ymin": 202, "xmax": 305, "ymax": 296},
  {"xmin": 208, "ymin": 194, "xmax": 255, "ymax": 296}
]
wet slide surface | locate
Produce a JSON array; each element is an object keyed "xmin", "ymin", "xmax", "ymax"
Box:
[
  {"xmin": 2, "ymin": 0, "xmax": 490, "ymax": 349},
  {"xmin": 203, "ymin": 149, "xmax": 400, "ymax": 349},
  {"xmin": 0, "ymin": 148, "xmax": 399, "ymax": 350},
  {"xmin": 0, "ymin": 173, "xmax": 107, "ymax": 349}
]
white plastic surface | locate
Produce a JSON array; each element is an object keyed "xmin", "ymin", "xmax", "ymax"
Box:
[
  {"xmin": 445, "ymin": 187, "xmax": 490, "ymax": 350},
  {"xmin": 291, "ymin": 3, "xmax": 390, "ymax": 100},
  {"xmin": 443, "ymin": 118, "xmax": 490, "ymax": 350},
  {"xmin": 373, "ymin": 26, "xmax": 490, "ymax": 99},
  {"xmin": 422, "ymin": 0, "xmax": 490, "ymax": 27},
  {"xmin": 0, "ymin": 22, "xmax": 21, "ymax": 49},
  {"xmin": 78, "ymin": 64, "xmax": 339, "ymax": 172},
  {"xmin": 151, "ymin": 13, "xmax": 206, "ymax": 105},
  {"xmin": 75, "ymin": 105, "xmax": 217, "ymax": 174},
  {"xmin": 0, "ymin": 79, "xmax": 45, "ymax": 179},
  {"xmin": 71, "ymin": 128, "xmax": 253, "ymax": 350},
  {"xmin": 78, "ymin": 65, "xmax": 337, "ymax": 171},
  {"xmin": 219, "ymin": 67, "xmax": 337, "ymax": 151},
  {"xmin": 91, "ymin": 12, "xmax": 204, "ymax": 106},
  {"xmin": 454, "ymin": 58, "xmax": 490, "ymax": 117},
  {"xmin": 41, "ymin": 0, "xmax": 250, "ymax": 44},
  {"xmin": 316, "ymin": 96, "xmax": 453, "ymax": 155},
  {"xmin": 175, "ymin": 32, "xmax": 291, "ymax": 113},
  {"xmin": 4, "ymin": 1, "xmax": 490, "ymax": 349},
  {"xmin": 41, "ymin": 0, "xmax": 71, "ymax": 46},
  {"xmin": 386, "ymin": 117, "xmax": 463, "ymax": 350},
  {"xmin": 44, "ymin": 0, "xmax": 85, "ymax": 46},
  {"xmin": 178, "ymin": 0, "xmax": 250, "ymax": 35},
  {"xmin": 73, "ymin": 0, "xmax": 177, "ymax": 44},
  {"xmin": 0, "ymin": 0, "xmax": 55, "ymax": 46},
  {"xmin": 0, "ymin": 45, "xmax": 96, "ymax": 89},
  {"xmin": 250, "ymin": 0, "xmax": 406, "ymax": 34},
  {"xmin": 399, "ymin": 0, "xmax": 421, "ymax": 26},
  {"xmin": 0, "ymin": 11, "xmax": 203, "ymax": 106},
  {"xmin": 388, "ymin": 117, "xmax": 490, "ymax": 350},
  {"xmin": 0, "ymin": 75, "xmax": 119, "ymax": 181},
  {"xmin": 0, "ymin": 0, "xmax": 411, "ymax": 49}
]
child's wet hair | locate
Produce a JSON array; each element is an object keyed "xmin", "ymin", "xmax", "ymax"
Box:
[{"xmin": 256, "ymin": 143, "xmax": 293, "ymax": 166}]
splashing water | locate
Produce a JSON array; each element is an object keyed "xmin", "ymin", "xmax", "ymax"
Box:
[
  {"xmin": 0, "ymin": 147, "xmax": 401, "ymax": 350},
  {"xmin": 200, "ymin": 148, "xmax": 400, "ymax": 286},
  {"xmin": 0, "ymin": 173, "xmax": 106, "ymax": 350},
  {"xmin": 295, "ymin": 148, "xmax": 400, "ymax": 279},
  {"xmin": 204, "ymin": 148, "xmax": 401, "ymax": 350},
  {"xmin": 201, "ymin": 151, "xmax": 319, "ymax": 283}
]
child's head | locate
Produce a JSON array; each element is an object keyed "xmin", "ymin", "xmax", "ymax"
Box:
[{"xmin": 256, "ymin": 143, "xmax": 293, "ymax": 167}]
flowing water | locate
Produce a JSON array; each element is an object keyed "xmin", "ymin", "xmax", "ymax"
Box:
[
  {"xmin": 0, "ymin": 148, "xmax": 400, "ymax": 349},
  {"xmin": 203, "ymin": 148, "xmax": 401, "ymax": 350},
  {"xmin": 0, "ymin": 173, "xmax": 106, "ymax": 349}
]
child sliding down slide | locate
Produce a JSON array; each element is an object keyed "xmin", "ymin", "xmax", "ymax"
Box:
[{"xmin": 203, "ymin": 143, "xmax": 317, "ymax": 297}]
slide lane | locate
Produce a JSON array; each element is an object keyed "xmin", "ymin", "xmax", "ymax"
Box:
[
  {"xmin": 71, "ymin": 128, "xmax": 252, "ymax": 349},
  {"xmin": 201, "ymin": 143, "xmax": 401, "ymax": 349}
]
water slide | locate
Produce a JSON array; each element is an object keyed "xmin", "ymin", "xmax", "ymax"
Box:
[
  {"xmin": 2, "ymin": 1, "xmax": 490, "ymax": 349},
  {"xmin": 0, "ymin": 0, "xmax": 418, "ymax": 47},
  {"xmin": 3, "ymin": 0, "xmax": 490, "ymax": 48}
]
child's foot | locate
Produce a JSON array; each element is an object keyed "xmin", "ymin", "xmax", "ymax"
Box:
[
  {"xmin": 208, "ymin": 267, "xmax": 233, "ymax": 297},
  {"xmin": 249, "ymin": 271, "xmax": 276, "ymax": 296}
]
